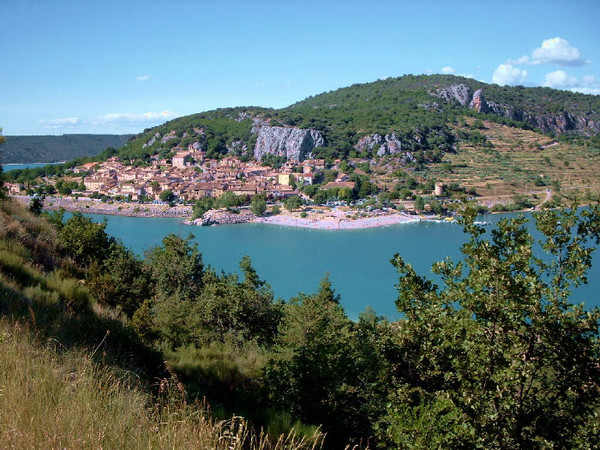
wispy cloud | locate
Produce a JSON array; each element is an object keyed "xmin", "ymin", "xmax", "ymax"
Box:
[
  {"xmin": 508, "ymin": 37, "xmax": 590, "ymax": 67},
  {"xmin": 441, "ymin": 66, "xmax": 455, "ymax": 74},
  {"xmin": 38, "ymin": 117, "xmax": 80, "ymax": 128},
  {"xmin": 92, "ymin": 110, "xmax": 176, "ymax": 124},
  {"xmin": 136, "ymin": 74, "xmax": 151, "ymax": 82},
  {"xmin": 39, "ymin": 110, "xmax": 177, "ymax": 133}
]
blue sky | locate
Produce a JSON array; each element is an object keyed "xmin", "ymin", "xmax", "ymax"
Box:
[{"xmin": 2, "ymin": 0, "xmax": 599, "ymax": 135}]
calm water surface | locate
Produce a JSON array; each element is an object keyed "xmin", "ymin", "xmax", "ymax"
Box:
[
  {"xmin": 4, "ymin": 162, "xmax": 64, "ymax": 172},
  {"xmin": 81, "ymin": 212, "xmax": 600, "ymax": 320}
]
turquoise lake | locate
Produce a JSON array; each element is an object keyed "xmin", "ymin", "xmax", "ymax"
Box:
[
  {"xmin": 4, "ymin": 162, "xmax": 64, "ymax": 172},
  {"xmin": 81, "ymin": 212, "xmax": 600, "ymax": 320}
]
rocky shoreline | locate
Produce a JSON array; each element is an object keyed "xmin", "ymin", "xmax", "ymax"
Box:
[{"xmin": 185, "ymin": 209, "xmax": 256, "ymax": 226}]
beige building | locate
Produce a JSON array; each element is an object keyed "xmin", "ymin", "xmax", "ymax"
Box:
[{"xmin": 278, "ymin": 174, "xmax": 291, "ymax": 186}]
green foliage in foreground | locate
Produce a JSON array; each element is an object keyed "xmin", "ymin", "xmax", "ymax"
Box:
[
  {"xmin": 381, "ymin": 205, "xmax": 600, "ymax": 448},
  {"xmin": 0, "ymin": 319, "xmax": 323, "ymax": 449},
  {"xmin": 0, "ymin": 200, "xmax": 324, "ymax": 449},
  {"xmin": 2, "ymin": 197, "xmax": 600, "ymax": 448}
]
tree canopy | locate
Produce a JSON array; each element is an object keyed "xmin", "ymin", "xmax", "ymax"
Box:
[{"xmin": 380, "ymin": 205, "xmax": 600, "ymax": 447}]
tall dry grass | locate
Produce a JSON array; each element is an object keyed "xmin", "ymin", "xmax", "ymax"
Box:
[
  {"xmin": 0, "ymin": 199, "xmax": 325, "ymax": 448},
  {"xmin": 0, "ymin": 319, "xmax": 324, "ymax": 449}
]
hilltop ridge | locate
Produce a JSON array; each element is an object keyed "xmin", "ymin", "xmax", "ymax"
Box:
[{"xmin": 114, "ymin": 74, "xmax": 600, "ymax": 166}]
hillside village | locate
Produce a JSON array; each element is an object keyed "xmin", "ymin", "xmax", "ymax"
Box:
[
  {"xmin": 81, "ymin": 152, "xmax": 305, "ymax": 202},
  {"xmin": 6, "ymin": 141, "xmax": 373, "ymax": 209}
]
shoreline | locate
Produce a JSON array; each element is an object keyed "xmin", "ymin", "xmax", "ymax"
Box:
[
  {"xmin": 14, "ymin": 194, "xmax": 558, "ymax": 230},
  {"xmin": 13, "ymin": 195, "xmax": 193, "ymax": 219},
  {"xmin": 17, "ymin": 194, "xmax": 565, "ymax": 230},
  {"xmin": 3, "ymin": 161, "xmax": 66, "ymax": 165},
  {"xmin": 12, "ymin": 195, "xmax": 426, "ymax": 229}
]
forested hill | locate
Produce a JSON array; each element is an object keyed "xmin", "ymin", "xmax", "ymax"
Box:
[
  {"xmin": 115, "ymin": 74, "xmax": 600, "ymax": 164},
  {"xmin": 1, "ymin": 134, "xmax": 132, "ymax": 163}
]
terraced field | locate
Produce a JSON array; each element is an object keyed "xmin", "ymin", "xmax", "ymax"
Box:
[{"xmin": 427, "ymin": 119, "xmax": 600, "ymax": 205}]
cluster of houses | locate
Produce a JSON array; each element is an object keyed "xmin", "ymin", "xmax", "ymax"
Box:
[{"xmin": 74, "ymin": 147, "xmax": 333, "ymax": 202}]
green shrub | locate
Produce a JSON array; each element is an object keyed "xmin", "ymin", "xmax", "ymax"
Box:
[
  {"xmin": 0, "ymin": 250, "xmax": 42, "ymax": 288},
  {"xmin": 45, "ymin": 272, "xmax": 92, "ymax": 314},
  {"xmin": 23, "ymin": 285, "xmax": 59, "ymax": 305}
]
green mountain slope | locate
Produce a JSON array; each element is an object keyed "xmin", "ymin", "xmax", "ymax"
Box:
[{"xmin": 115, "ymin": 74, "xmax": 600, "ymax": 164}]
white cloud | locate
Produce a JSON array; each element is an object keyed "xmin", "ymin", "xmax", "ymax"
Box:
[
  {"xmin": 492, "ymin": 64, "xmax": 527, "ymax": 86},
  {"xmin": 39, "ymin": 110, "xmax": 177, "ymax": 133},
  {"xmin": 531, "ymin": 38, "xmax": 588, "ymax": 66},
  {"xmin": 541, "ymin": 71, "xmax": 600, "ymax": 95},
  {"xmin": 508, "ymin": 37, "xmax": 589, "ymax": 67},
  {"xmin": 136, "ymin": 75, "xmax": 151, "ymax": 81},
  {"xmin": 572, "ymin": 87, "xmax": 600, "ymax": 95},
  {"xmin": 93, "ymin": 110, "xmax": 176, "ymax": 124},
  {"xmin": 507, "ymin": 55, "xmax": 531, "ymax": 65},
  {"xmin": 542, "ymin": 70, "xmax": 578, "ymax": 88},
  {"xmin": 38, "ymin": 117, "xmax": 80, "ymax": 128},
  {"xmin": 441, "ymin": 66, "xmax": 455, "ymax": 74}
]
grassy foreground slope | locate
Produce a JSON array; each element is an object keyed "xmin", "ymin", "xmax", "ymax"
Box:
[{"xmin": 0, "ymin": 198, "xmax": 321, "ymax": 449}]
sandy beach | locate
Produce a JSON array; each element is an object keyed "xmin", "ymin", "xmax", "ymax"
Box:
[{"xmin": 254, "ymin": 210, "xmax": 420, "ymax": 229}]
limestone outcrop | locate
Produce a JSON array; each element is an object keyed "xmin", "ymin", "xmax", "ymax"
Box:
[
  {"xmin": 252, "ymin": 124, "xmax": 324, "ymax": 161},
  {"xmin": 432, "ymin": 84, "xmax": 600, "ymax": 136},
  {"xmin": 195, "ymin": 209, "xmax": 255, "ymax": 226},
  {"xmin": 430, "ymin": 83, "xmax": 473, "ymax": 106},
  {"xmin": 355, "ymin": 133, "xmax": 404, "ymax": 156},
  {"xmin": 354, "ymin": 133, "xmax": 417, "ymax": 162}
]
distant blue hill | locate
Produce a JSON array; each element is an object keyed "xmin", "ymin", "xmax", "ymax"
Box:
[{"xmin": 1, "ymin": 134, "xmax": 133, "ymax": 164}]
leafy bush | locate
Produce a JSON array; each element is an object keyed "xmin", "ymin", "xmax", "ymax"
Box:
[{"xmin": 45, "ymin": 272, "xmax": 91, "ymax": 314}]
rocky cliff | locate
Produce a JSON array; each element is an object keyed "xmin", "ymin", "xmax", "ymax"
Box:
[
  {"xmin": 355, "ymin": 133, "xmax": 404, "ymax": 157},
  {"xmin": 432, "ymin": 84, "xmax": 600, "ymax": 136},
  {"xmin": 252, "ymin": 124, "xmax": 324, "ymax": 161},
  {"xmin": 430, "ymin": 83, "xmax": 472, "ymax": 106},
  {"xmin": 186, "ymin": 209, "xmax": 255, "ymax": 226}
]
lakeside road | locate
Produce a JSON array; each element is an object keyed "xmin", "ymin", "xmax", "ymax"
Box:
[
  {"xmin": 12, "ymin": 195, "xmax": 425, "ymax": 229},
  {"xmin": 12, "ymin": 196, "xmax": 193, "ymax": 218}
]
